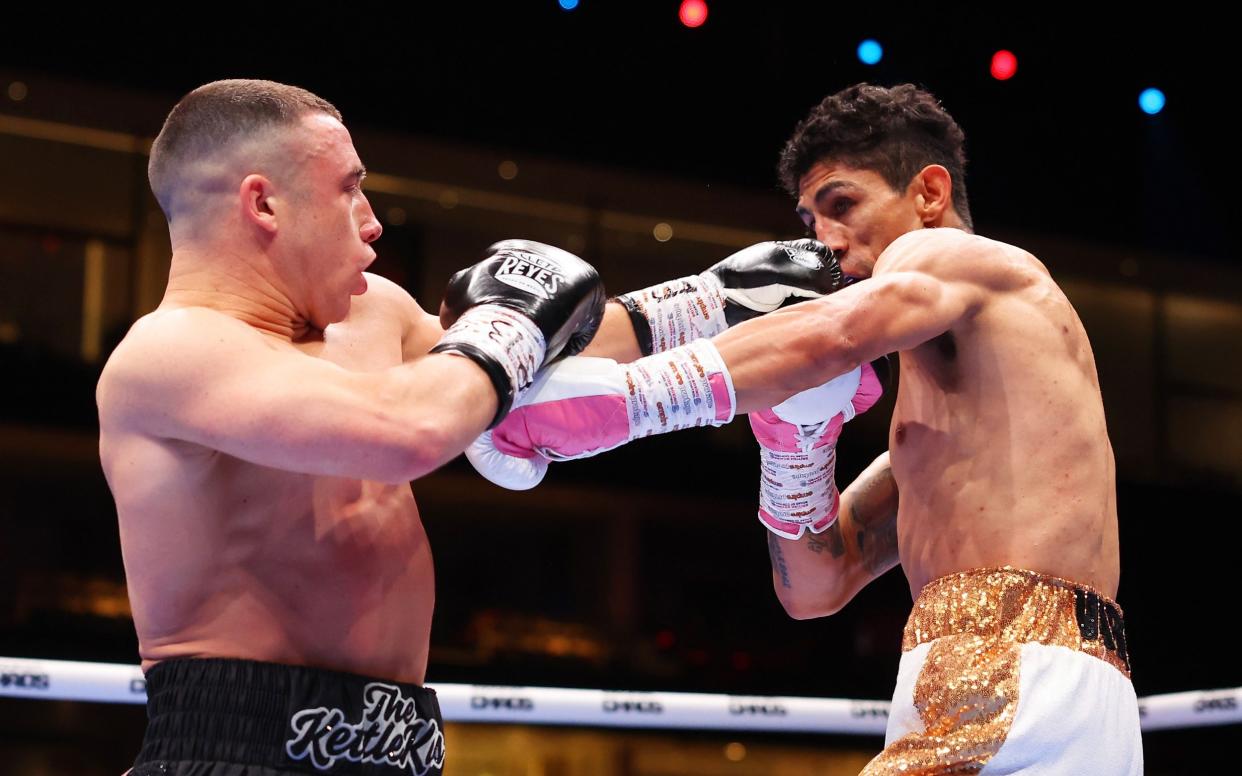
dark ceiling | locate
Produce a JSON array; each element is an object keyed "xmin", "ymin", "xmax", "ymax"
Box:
[{"xmin": 3, "ymin": 6, "xmax": 1234, "ymax": 258}]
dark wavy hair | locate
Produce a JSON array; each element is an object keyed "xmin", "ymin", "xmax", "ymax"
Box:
[{"xmin": 779, "ymin": 83, "xmax": 972, "ymax": 229}]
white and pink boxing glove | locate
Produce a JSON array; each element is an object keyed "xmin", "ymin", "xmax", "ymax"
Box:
[
  {"xmin": 466, "ymin": 338, "xmax": 736, "ymax": 490},
  {"xmin": 751, "ymin": 360, "xmax": 885, "ymax": 539}
]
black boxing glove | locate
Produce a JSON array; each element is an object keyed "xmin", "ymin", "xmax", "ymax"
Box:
[
  {"xmin": 431, "ymin": 239, "xmax": 606, "ymax": 426},
  {"xmin": 614, "ymin": 239, "xmax": 844, "ymax": 355}
]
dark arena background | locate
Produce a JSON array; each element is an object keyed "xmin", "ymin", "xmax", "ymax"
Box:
[{"xmin": 1, "ymin": 4, "xmax": 1238, "ymax": 774}]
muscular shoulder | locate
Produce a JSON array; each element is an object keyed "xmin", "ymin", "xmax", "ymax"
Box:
[
  {"xmin": 874, "ymin": 228, "xmax": 1043, "ymax": 292},
  {"xmin": 97, "ymin": 308, "xmax": 265, "ymax": 429},
  {"xmin": 102, "ymin": 307, "xmax": 254, "ymax": 377},
  {"xmin": 358, "ymin": 272, "xmax": 424, "ymax": 317},
  {"xmin": 355, "ymin": 273, "xmax": 444, "ymax": 360}
]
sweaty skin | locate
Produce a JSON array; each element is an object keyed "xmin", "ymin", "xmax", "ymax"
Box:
[
  {"xmin": 715, "ymin": 162, "xmax": 1119, "ymax": 613},
  {"xmin": 100, "ymin": 276, "xmax": 458, "ymax": 683},
  {"xmin": 99, "ymin": 112, "xmax": 496, "ymax": 683}
]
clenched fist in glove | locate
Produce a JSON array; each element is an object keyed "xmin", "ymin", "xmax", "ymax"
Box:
[
  {"xmin": 751, "ymin": 359, "xmax": 886, "ymax": 539},
  {"xmin": 431, "ymin": 240, "xmax": 607, "ymax": 426}
]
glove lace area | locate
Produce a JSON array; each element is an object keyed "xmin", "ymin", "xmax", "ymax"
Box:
[{"xmin": 757, "ymin": 424, "xmax": 839, "ymax": 531}]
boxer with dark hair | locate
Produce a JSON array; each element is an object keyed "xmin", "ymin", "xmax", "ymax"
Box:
[{"xmin": 473, "ymin": 83, "xmax": 1142, "ymax": 774}]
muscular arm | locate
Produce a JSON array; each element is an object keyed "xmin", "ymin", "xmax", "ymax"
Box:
[
  {"xmin": 98, "ymin": 307, "xmax": 497, "ymax": 484},
  {"xmin": 720, "ymin": 229, "xmax": 991, "ymax": 412},
  {"xmin": 766, "ymin": 451, "xmax": 900, "ymax": 619}
]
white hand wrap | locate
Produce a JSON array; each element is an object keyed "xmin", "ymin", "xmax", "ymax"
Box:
[
  {"xmin": 751, "ymin": 368, "xmax": 864, "ymax": 540},
  {"xmin": 433, "ymin": 304, "xmax": 546, "ymax": 397},
  {"xmin": 616, "ymin": 274, "xmax": 730, "ymax": 354},
  {"xmin": 621, "ymin": 338, "xmax": 737, "ymax": 443}
]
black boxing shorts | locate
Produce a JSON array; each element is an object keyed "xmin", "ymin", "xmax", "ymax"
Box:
[{"xmin": 130, "ymin": 658, "xmax": 445, "ymax": 776}]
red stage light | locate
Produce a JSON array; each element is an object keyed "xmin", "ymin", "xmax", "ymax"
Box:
[{"xmin": 679, "ymin": 0, "xmax": 708, "ymax": 29}]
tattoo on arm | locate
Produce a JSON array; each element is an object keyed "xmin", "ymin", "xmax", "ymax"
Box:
[
  {"xmin": 806, "ymin": 523, "xmax": 846, "ymax": 558},
  {"xmin": 847, "ymin": 462, "xmax": 900, "ymax": 575},
  {"xmin": 767, "ymin": 533, "xmax": 793, "ymax": 589},
  {"xmin": 854, "ymin": 506, "xmax": 899, "ymax": 574}
]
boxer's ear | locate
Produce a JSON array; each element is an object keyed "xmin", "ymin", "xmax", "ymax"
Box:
[
  {"xmin": 909, "ymin": 165, "xmax": 953, "ymax": 227},
  {"xmin": 240, "ymin": 174, "xmax": 279, "ymax": 234}
]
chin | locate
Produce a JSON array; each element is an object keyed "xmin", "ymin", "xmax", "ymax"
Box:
[{"xmin": 316, "ymin": 302, "xmax": 352, "ymax": 328}]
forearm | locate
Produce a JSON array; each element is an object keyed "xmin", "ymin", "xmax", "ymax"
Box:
[
  {"xmin": 258, "ymin": 356, "xmax": 496, "ymax": 484},
  {"xmin": 382, "ymin": 354, "xmax": 499, "ymax": 480},
  {"xmin": 766, "ymin": 525, "xmax": 856, "ymax": 619},
  {"xmin": 718, "ymin": 268, "xmax": 973, "ymax": 414},
  {"xmin": 716, "ymin": 290, "xmax": 874, "ymax": 414},
  {"xmin": 768, "ymin": 452, "xmax": 900, "ymax": 618}
]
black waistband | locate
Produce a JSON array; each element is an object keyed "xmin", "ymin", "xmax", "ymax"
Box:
[
  {"xmin": 1074, "ymin": 587, "xmax": 1131, "ymax": 673},
  {"xmin": 135, "ymin": 658, "xmax": 445, "ymax": 776}
]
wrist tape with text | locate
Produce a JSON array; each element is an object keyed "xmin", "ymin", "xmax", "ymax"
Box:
[
  {"xmin": 616, "ymin": 274, "xmax": 729, "ymax": 354},
  {"xmin": 435, "ymin": 304, "xmax": 546, "ymax": 398},
  {"xmin": 622, "ymin": 338, "xmax": 736, "ymax": 438}
]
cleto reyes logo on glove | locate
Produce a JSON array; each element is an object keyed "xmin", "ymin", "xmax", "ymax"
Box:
[
  {"xmin": 780, "ymin": 244, "xmax": 823, "ymax": 270},
  {"xmin": 494, "ymin": 251, "xmax": 566, "ymax": 299}
]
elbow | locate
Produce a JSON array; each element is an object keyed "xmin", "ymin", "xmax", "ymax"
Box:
[
  {"xmin": 774, "ymin": 585, "xmax": 847, "ymax": 621},
  {"xmin": 388, "ymin": 416, "xmax": 459, "ymax": 483}
]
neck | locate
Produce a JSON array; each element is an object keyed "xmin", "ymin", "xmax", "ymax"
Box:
[
  {"xmin": 163, "ymin": 245, "xmax": 314, "ymax": 341},
  {"xmin": 933, "ymin": 208, "xmax": 971, "ymax": 233}
]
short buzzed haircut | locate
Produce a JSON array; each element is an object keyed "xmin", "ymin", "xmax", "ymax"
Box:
[{"xmin": 148, "ymin": 79, "xmax": 341, "ymax": 219}]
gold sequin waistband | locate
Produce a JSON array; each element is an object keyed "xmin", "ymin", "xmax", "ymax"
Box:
[{"xmin": 903, "ymin": 566, "xmax": 1131, "ymax": 677}]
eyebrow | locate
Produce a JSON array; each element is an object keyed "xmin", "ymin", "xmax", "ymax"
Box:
[
  {"xmin": 349, "ymin": 166, "xmax": 367, "ymax": 183},
  {"xmin": 813, "ymin": 180, "xmax": 857, "ymax": 207},
  {"xmin": 795, "ymin": 180, "xmax": 857, "ymax": 218}
]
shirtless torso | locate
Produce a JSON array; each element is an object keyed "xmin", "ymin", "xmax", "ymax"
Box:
[{"xmin": 99, "ymin": 275, "xmax": 446, "ymax": 684}]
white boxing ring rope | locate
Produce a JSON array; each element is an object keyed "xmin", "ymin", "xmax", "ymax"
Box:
[{"xmin": 1, "ymin": 656, "xmax": 1238, "ymax": 735}]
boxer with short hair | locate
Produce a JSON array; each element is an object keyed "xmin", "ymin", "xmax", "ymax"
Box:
[
  {"xmin": 98, "ymin": 79, "xmax": 611, "ymax": 776},
  {"xmin": 471, "ymin": 83, "xmax": 1142, "ymax": 774}
]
